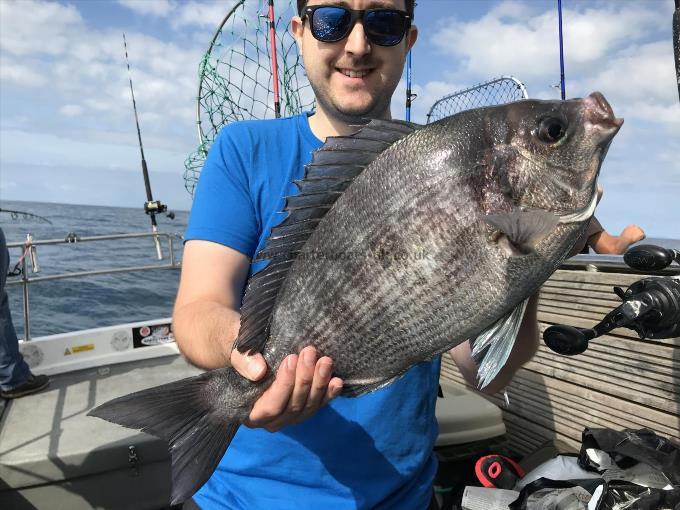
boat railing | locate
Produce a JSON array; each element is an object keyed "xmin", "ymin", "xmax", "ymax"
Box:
[{"xmin": 5, "ymin": 231, "xmax": 182, "ymax": 341}]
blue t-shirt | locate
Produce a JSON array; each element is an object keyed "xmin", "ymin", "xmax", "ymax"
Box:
[{"xmin": 185, "ymin": 113, "xmax": 441, "ymax": 510}]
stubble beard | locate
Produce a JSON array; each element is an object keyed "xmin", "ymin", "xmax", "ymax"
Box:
[{"xmin": 309, "ymin": 78, "xmax": 394, "ymax": 125}]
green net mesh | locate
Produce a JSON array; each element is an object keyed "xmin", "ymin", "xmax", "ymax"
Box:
[
  {"xmin": 426, "ymin": 76, "xmax": 528, "ymax": 124},
  {"xmin": 184, "ymin": 0, "xmax": 315, "ymax": 196}
]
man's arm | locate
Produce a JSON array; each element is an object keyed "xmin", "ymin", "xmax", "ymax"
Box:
[
  {"xmin": 449, "ymin": 293, "xmax": 540, "ymax": 395},
  {"xmin": 173, "ymin": 240, "xmax": 343, "ymax": 431}
]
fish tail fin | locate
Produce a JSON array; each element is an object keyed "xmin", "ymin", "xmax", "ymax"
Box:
[
  {"xmin": 88, "ymin": 369, "xmax": 242, "ymax": 505},
  {"xmin": 472, "ymin": 298, "xmax": 529, "ymax": 388}
]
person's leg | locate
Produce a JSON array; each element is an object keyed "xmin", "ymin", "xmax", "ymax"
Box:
[
  {"xmin": 0, "ymin": 288, "xmax": 32, "ymax": 391},
  {"xmin": 0, "ymin": 229, "xmax": 31, "ymax": 390},
  {"xmin": 0, "ymin": 228, "xmax": 46, "ymax": 397}
]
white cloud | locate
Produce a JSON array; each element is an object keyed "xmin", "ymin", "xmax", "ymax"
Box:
[
  {"xmin": 117, "ymin": 0, "xmax": 175, "ymax": 17},
  {"xmin": 59, "ymin": 104, "xmax": 84, "ymax": 117},
  {"xmin": 430, "ymin": 1, "xmax": 667, "ymax": 80},
  {"xmin": 0, "ymin": 0, "xmax": 83, "ymax": 56},
  {"xmin": 172, "ymin": 0, "xmax": 243, "ymax": 29},
  {"xmin": 425, "ymin": 0, "xmax": 677, "ymax": 131},
  {"xmin": 0, "ymin": 60, "xmax": 46, "ymax": 86}
]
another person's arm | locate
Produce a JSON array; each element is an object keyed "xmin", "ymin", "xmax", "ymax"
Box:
[
  {"xmin": 589, "ymin": 224, "xmax": 646, "ymax": 255},
  {"xmin": 173, "ymin": 240, "xmax": 343, "ymax": 432},
  {"xmin": 448, "ymin": 293, "xmax": 540, "ymax": 394}
]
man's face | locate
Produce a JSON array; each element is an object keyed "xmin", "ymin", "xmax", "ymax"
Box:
[{"xmin": 292, "ymin": 0, "xmax": 417, "ymax": 122}]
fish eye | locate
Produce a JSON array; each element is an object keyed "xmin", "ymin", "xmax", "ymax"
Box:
[{"xmin": 537, "ymin": 117, "xmax": 568, "ymax": 144}]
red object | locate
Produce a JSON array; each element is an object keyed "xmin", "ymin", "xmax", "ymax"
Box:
[{"xmin": 475, "ymin": 454, "xmax": 525, "ymax": 489}]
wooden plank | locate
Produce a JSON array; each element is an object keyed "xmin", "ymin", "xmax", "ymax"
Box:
[
  {"xmin": 442, "ymin": 359, "xmax": 678, "ymax": 431},
  {"xmin": 524, "ymin": 359, "xmax": 678, "ymax": 410},
  {"xmin": 540, "ymin": 291, "xmax": 621, "ymax": 308},
  {"xmin": 548, "ymin": 271, "xmax": 645, "ymax": 286},
  {"xmin": 438, "ymin": 369, "xmax": 679, "ymax": 454},
  {"xmin": 502, "ymin": 412, "xmax": 581, "ymax": 456},
  {"xmin": 542, "ymin": 280, "xmax": 624, "ymax": 295},
  {"xmin": 490, "ymin": 381, "xmax": 679, "ymax": 441},
  {"xmin": 533, "ymin": 347, "xmax": 679, "ymax": 391},
  {"xmin": 539, "ymin": 298, "xmax": 615, "ymax": 316},
  {"xmin": 508, "ymin": 372, "xmax": 679, "ymax": 434}
]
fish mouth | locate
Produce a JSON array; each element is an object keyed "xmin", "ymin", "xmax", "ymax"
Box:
[{"xmin": 583, "ymin": 92, "xmax": 624, "ymax": 142}]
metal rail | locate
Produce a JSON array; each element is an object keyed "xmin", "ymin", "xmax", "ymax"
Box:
[{"xmin": 5, "ymin": 231, "xmax": 182, "ymax": 341}]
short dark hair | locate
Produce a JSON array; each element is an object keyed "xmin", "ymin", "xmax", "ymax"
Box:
[{"xmin": 297, "ymin": 1, "xmax": 415, "ymax": 19}]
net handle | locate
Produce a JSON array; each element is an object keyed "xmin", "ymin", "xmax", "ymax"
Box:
[{"xmin": 196, "ymin": 0, "xmax": 247, "ymax": 145}]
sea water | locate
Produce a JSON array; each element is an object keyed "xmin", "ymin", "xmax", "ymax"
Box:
[{"xmin": 2, "ymin": 200, "xmax": 187, "ymax": 338}]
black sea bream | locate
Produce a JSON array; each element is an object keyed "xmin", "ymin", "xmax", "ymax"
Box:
[{"xmin": 90, "ymin": 92, "xmax": 622, "ymax": 504}]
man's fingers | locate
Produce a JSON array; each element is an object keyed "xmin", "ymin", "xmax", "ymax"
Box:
[
  {"xmin": 322, "ymin": 377, "xmax": 344, "ymax": 407},
  {"xmin": 231, "ymin": 350, "xmax": 267, "ymax": 381},
  {"xmin": 302, "ymin": 357, "xmax": 334, "ymax": 413},
  {"xmin": 287, "ymin": 347, "xmax": 317, "ymax": 413},
  {"xmin": 246, "ymin": 354, "xmax": 296, "ymax": 427}
]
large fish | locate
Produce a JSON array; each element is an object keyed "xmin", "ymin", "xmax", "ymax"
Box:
[{"xmin": 90, "ymin": 92, "xmax": 622, "ymax": 504}]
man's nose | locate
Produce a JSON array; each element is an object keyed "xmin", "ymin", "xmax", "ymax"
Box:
[{"xmin": 344, "ymin": 21, "xmax": 371, "ymax": 56}]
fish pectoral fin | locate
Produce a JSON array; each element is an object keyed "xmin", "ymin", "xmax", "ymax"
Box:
[
  {"xmin": 471, "ymin": 298, "xmax": 529, "ymax": 388},
  {"xmin": 485, "ymin": 211, "xmax": 560, "ymax": 254}
]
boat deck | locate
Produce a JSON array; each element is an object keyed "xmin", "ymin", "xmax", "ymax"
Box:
[{"xmin": 0, "ymin": 354, "xmax": 201, "ymax": 510}]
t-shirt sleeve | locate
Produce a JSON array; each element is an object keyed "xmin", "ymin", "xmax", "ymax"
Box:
[
  {"xmin": 569, "ymin": 216, "xmax": 605, "ymax": 256},
  {"xmin": 585, "ymin": 216, "xmax": 604, "ymax": 239},
  {"xmin": 184, "ymin": 125, "xmax": 259, "ymax": 257}
]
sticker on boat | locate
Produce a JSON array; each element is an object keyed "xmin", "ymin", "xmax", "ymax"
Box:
[{"xmin": 133, "ymin": 323, "xmax": 174, "ymax": 348}]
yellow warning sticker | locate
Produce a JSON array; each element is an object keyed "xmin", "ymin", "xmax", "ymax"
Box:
[
  {"xmin": 71, "ymin": 344, "xmax": 95, "ymax": 353},
  {"xmin": 64, "ymin": 348, "xmax": 72, "ymax": 356}
]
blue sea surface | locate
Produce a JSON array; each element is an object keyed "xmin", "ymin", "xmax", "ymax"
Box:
[{"xmin": 1, "ymin": 200, "xmax": 188, "ymax": 338}]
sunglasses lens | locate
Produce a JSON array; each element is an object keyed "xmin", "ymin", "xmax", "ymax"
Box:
[
  {"xmin": 365, "ymin": 10, "xmax": 408, "ymax": 46},
  {"xmin": 311, "ymin": 7, "xmax": 352, "ymax": 42}
]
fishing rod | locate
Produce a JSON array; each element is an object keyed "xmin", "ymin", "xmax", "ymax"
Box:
[
  {"xmin": 123, "ymin": 33, "xmax": 168, "ymax": 260},
  {"xmin": 674, "ymin": 0, "xmax": 679, "ymax": 100},
  {"xmin": 267, "ymin": 0, "xmax": 281, "ymax": 118},
  {"xmin": 557, "ymin": 0, "xmax": 566, "ymax": 100},
  {"xmin": 0, "ymin": 208, "xmax": 52, "ymax": 225},
  {"xmin": 406, "ymin": 50, "xmax": 414, "ymax": 121}
]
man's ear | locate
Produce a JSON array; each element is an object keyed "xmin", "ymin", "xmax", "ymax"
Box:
[
  {"xmin": 291, "ymin": 16, "xmax": 304, "ymax": 56},
  {"xmin": 406, "ymin": 25, "xmax": 418, "ymax": 52}
]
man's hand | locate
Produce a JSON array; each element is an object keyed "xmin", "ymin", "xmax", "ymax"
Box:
[{"xmin": 231, "ymin": 346, "xmax": 343, "ymax": 432}]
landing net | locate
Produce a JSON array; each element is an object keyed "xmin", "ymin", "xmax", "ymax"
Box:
[
  {"xmin": 426, "ymin": 76, "xmax": 528, "ymax": 124},
  {"xmin": 183, "ymin": 0, "xmax": 315, "ymax": 196}
]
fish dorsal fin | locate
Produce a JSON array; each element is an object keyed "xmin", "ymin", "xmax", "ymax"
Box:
[
  {"xmin": 485, "ymin": 210, "xmax": 560, "ymax": 255},
  {"xmin": 235, "ymin": 119, "xmax": 420, "ymax": 355}
]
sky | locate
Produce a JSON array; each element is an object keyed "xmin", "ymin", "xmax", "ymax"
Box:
[{"xmin": 0, "ymin": 0, "xmax": 678, "ymax": 238}]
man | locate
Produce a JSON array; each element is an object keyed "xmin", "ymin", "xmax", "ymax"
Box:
[
  {"xmin": 0, "ymin": 227, "xmax": 49, "ymax": 399},
  {"xmin": 174, "ymin": 1, "xmax": 539, "ymax": 508}
]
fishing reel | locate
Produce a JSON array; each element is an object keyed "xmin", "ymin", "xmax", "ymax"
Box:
[
  {"xmin": 544, "ymin": 245, "xmax": 680, "ymax": 355},
  {"xmin": 144, "ymin": 200, "xmax": 174, "ymax": 219}
]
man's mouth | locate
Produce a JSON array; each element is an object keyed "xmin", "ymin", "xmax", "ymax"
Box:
[{"xmin": 337, "ymin": 68, "xmax": 373, "ymax": 79}]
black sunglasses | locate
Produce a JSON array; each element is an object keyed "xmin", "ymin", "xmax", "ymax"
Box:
[{"xmin": 302, "ymin": 5, "xmax": 411, "ymax": 47}]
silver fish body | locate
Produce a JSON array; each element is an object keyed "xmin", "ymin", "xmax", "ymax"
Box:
[{"xmin": 89, "ymin": 92, "xmax": 622, "ymax": 504}]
